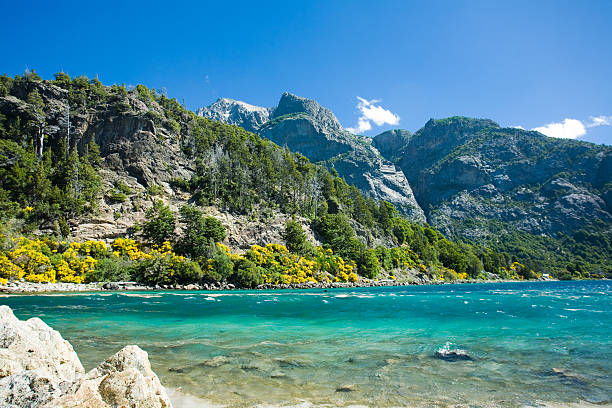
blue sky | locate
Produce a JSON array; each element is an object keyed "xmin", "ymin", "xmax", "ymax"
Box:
[{"xmin": 2, "ymin": 0, "xmax": 611, "ymax": 144}]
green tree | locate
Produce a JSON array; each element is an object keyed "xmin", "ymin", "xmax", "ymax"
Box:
[
  {"xmin": 142, "ymin": 200, "xmax": 176, "ymax": 245},
  {"xmin": 314, "ymin": 213, "xmax": 363, "ymax": 260},
  {"xmin": 230, "ymin": 258, "xmax": 263, "ymax": 288},
  {"xmin": 212, "ymin": 247, "xmax": 234, "ymax": 282},
  {"xmin": 177, "ymin": 206, "xmax": 226, "ymax": 259},
  {"xmin": 283, "ymin": 219, "xmax": 313, "ymax": 256},
  {"xmin": 52, "ymin": 72, "xmax": 71, "ymax": 89},
  {"xmin": 358, "ymin": 248, "xmax": 381, "ymax": 279}
]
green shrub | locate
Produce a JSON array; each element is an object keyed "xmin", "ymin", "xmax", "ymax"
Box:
[
  {"xmin": 107, "ymin": 190, "xmax": 127, "ymax": 203},
  {"xmin": 142, "ymin": 201, "xmax": 176, "ymax": 245},
  {"xmin": 146, "ymin": 184, "xmax": 163, "ymax": 197},
  {"xmin": 442, "ymin": 268, "xmax": 458, "ymax": 281},
  {"xmin": 86, "ymin": 257, "xmax": 131, "ymax": 283},
  {"xmin": 116, "ymin": 181, "xmax": 132, "ymax": 195},
  {"xmin": 358, "ymin": 248, "xmax": 380, "ymax": 279},
  {"xmin": 212, "ymin": 250, "xmax": 234, "ymax": 282},
  {"xmin": 131, "ymin": 253, "xmax": 202, "ymax": 286},
  {"xmin": 230, "ymin": 258, "xmax": 263, "ymax": 288}
]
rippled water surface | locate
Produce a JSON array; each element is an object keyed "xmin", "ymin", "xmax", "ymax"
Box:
[{"xmin": 2, "ymin": 281, "xmax": 611, "ymax": 407}]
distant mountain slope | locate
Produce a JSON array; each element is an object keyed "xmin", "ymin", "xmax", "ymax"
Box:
[
  {"xmin": 374, "ymin": 117, "xmax": 612, "ymax": 272},
  {"xmin": 198, "ymin": 93, "xmax": 426, "ymax": 222}
]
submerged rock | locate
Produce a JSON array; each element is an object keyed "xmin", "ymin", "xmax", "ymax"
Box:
[
  {"xmin": 548, "ymin": 367, "xmax": 589, "ymax": 385},
  {"xmin": 336, "ymin": 384, "xmax": 358, "ymax": 392},
  {"xmin": 433, "ymin": 343, "xmax": 474, "ymax": 362}
]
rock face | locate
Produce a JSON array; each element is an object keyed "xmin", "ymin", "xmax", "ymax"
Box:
[
  {"xmin": 198, "ymin": 92, "xmax": 426, "ymax": 221},
  {"xmin": 0, "ymin": 306, "xmax": 172, "ymax": 408},
  {"xmin": 197, "ymin": 97, "xmax": 273, "ymax": 133},
  {"xmin": 0, "ymin": 80, "xmax": 193, "ymax": 243},
  {"xmin": 373, "ymin": 116, "xmax": 612, "ymax": 241}
]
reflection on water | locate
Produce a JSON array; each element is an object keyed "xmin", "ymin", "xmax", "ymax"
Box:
[{"xmin": 2, "ymin": 281, "xmax": 611, "ymax": 407}]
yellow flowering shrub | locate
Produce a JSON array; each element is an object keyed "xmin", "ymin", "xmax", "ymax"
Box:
[
  {"xmin": 314, "ymin": 247, "xmax": 355, "ymax": 282},
  {"xmin": 1, "ymin": 237, "xmax": 111, "ymax": 284},
  {"xmin": 0, "ymin": 253, "xmax": 25, "ymax": 279},
  {"xmin": 245, "ymin": 244, "xmax": 327, "ymax": 284},
  {"xmin": 111, "ymin": 238, "xmax": 151, "ymax": 260},
  {"xmin": 7, "ymin": 237, "xmax": 55, "ymax": 282}
]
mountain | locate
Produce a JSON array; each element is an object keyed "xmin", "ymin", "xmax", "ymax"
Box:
[
  {"xmin": 2, "ymin": 72, "xmax": 609, "ymax": 279},
  {"xmin": 198, "ymin": 93, "xmax": 426, "ymax": 222},
  {"xmin": 198, "ymin": 94, "xmax": 611, "ymax": 275},
  {"xmin": 374, "ymin": 116, "xmax": 612, "ymax": 272},
  {"xmin": 4, "ymin": 73, "xmax": 517, "ymax": 285}
]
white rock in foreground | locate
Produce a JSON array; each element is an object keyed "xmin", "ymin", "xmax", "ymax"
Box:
[
  {"xmin": 46, "ymin": 345, "xmax": 172, "ymax": 408},
  {"xmin": 0, "ymin": 305, "xmax": 172, "ymax": 408},
  {"xmin": 0, "ymin": 305, "xmax": 85, "ymax": 407}
]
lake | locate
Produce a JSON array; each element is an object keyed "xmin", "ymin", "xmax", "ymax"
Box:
[{"xmin": 2, "ymin": 280, "xmax": 610, "ymax": 407}]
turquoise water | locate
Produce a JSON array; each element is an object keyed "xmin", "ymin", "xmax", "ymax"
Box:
[{"xmin": 1, "ymin": 281, "xmax": 611, "ymax": 407}]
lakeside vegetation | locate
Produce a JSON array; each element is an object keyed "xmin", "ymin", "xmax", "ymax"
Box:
[
  {"xmin": 0, "ymin": 217, "xmax": 534, "ymax": 288},
  {"xmin": 0, "ymin": 71, "xmax": 606, "ymax": 287}
]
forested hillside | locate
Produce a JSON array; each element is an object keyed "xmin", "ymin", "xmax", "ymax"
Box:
[{"xmin": 0, "ymin": 72, "xmax": 597, "ymax": 287}]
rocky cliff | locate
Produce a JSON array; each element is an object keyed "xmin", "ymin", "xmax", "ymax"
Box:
[
  {"xmin": 0, "ymin": 79, "xmax": 324, "ymax": 250},
  {"xmin": 198, "ymin": 93, "xmax": 426, "ymax": 221},
  {"xmin": 0, "ymin": 305, "xmax": 172, "ymax": 408}
]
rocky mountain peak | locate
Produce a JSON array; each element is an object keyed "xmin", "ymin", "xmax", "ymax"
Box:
[
  {"xmin": 197, "ymin": 97, "xmax": 272, "ymax": 133},
  {"xmin": 418, "ymin": 116, "xmax": 500, "ymax": 140},
  {"xmin": 196, "ymin": 92, "xmax": 426, "ymax": 220},
  {"xmin": 273, "ymin": 92, "xmax": 343, "ymax": 131},
  {"xmin": 372, "ymin": 129, "xmax": 412, "ymax": 158}
]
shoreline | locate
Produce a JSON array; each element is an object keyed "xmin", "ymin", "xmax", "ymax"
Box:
[{"xmin": 0, "ymin": 277, "xmax": 560, "ymax": 294}]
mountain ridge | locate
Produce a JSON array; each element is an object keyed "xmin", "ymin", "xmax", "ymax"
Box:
[
  {"xmin": 198, "ymin": 96, "xmax": 612, "ymax": 275},
  {"xmin": 199, "ymin": 92, "xmax": 426, "ymax": 221}
]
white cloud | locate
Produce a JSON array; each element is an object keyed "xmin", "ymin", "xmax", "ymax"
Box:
[
  {"xmin": 347, "ymin": 97, "xmax": 400, "ymax": 134},
  {"xmin": 532, "ymin": 118, "xmax": 586, "ymax": 139},
  {"xmin": 510, "ymin": 125, "xmax": 525, "ymax": 130},
  {"xmin": 586, "ymin": 115, "xmax": 612, "ymax": 128}
]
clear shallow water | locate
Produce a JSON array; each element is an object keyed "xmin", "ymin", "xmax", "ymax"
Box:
[{"xmin": 1, "ymin": 281, "xmax": 611, "ymax": 407}]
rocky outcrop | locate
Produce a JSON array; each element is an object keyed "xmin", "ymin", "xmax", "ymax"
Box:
[
  {"xmin": 371, "ymin": 129, "xmax": 412, "ymax": 159},
  {"xmin": 0, "ymin": 305, "xmax": 84, "ymax": 407},
  {"xmin": 46, "ymin": 346, "xmax": 172, "ymax": 408},
  {"xmin": 0, "ymin": 306, "xmax": 172, "ymax": 408},
  {"xmin": 198, "ymin": 93, "xmax": 426, "ymax": 221}
]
